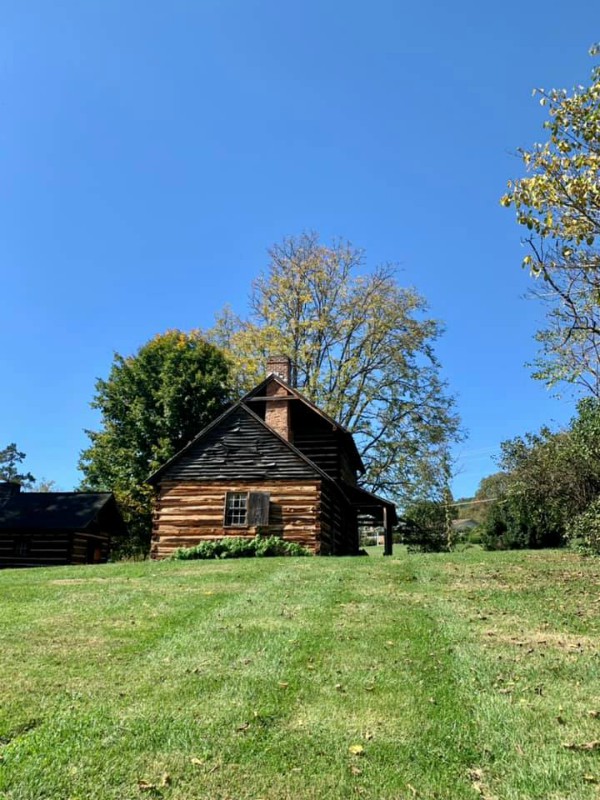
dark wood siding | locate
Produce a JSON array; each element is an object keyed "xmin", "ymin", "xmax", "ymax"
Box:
[
  {"xmin": 291, "ymin": 402, "xmax": 340, "ymax": 478},
  {"xmin": 152, "ymin": 480, "xmax": 322, "ymax": 558},
  {"xmin": 291, "ymin": 403, "xmax": 359, "ymax": 486},
  {"xmin": 293, "ymin": 430, "xmax": 339, "ymax": 478},
  {"xmin": 0, "ymin": 530, "xmax": 111, "ymax": 568},
  {"xmin": 339, "ymin": 451, "xmax": 358, "ymax": 487},
  {"xmin": 71, "ymin": 532, "xmax": 111, "ymax": 565},
  {"xmin": 319, "ymin": 483, "xmax": 358, "ymax": 556},
  {"xmin": 160, "ymin": 407, "xmax": 319, "ymax": 482},
  {"xmin": 0, "ymin": 532, "xmax": 70, "ymax": 568}
]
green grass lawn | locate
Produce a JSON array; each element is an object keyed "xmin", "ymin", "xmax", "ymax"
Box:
[{"xmin": 1, "ymin": 550, "xmax": 600, "ymax": 799}]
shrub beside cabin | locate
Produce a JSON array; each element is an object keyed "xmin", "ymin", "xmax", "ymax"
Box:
[
  {"xmin": 149, "ymin": 357, "xmax": 397, "ymax": 557},
  {"xmin": 0, "ymin": 484, "xmax": 126, "ymax": 568}
]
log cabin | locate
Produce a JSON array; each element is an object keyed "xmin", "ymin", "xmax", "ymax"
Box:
[
  {"xmin": 0, "ymin": 483, "xmax": 127, "ymax": 568},
  {"xmin": 149, "ymin": 356, "xmax": 397, "ymax": 557}
]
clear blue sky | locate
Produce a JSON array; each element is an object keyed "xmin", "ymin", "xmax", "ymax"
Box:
[{"xmin": 1, "ymin": 0, "xmax": 598, "ymax": 498}]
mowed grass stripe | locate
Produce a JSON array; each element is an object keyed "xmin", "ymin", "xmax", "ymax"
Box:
[
  {"xmin": 1, "ymin": 551, "xmax": 599, "ymax": 799},
  {"xmin": 1, "ymin": 557, "xmax": 480, "ymax": 800},
  {"xmin": 412, "ymin": 550, "xmax": 600, "ymax": 800}
]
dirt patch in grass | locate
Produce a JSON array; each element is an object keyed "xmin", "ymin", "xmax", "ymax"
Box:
[
  {"xmin": 49, "ymin": 577, "xmax": 110, "ymax": 585},
  {"xmin": 490, "ymin": 629, "xmax": 597, "ymax": 652}
]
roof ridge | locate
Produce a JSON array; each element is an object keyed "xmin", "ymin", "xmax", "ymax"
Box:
[
  {"xmin": 242, "ymin": 375, "xmax": 351, "ymax": 433},
  {"xmin": 22, "ymin": 490, "xmax": 113, "ymax": 496}
]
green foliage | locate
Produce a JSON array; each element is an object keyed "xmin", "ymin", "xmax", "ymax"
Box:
[
  {"xmin": 0, "ymin": 443, "xmax": 35, "ymax": 486},
  {"xmin": 502, "ymin": 46, "xmax": 600, "ymax": 396},
  {"xmin": 79, "ymin": 331, "xmax": 232, "ymax": 555},
  {"xmin": 566, "ymin": 496, "xmax": 600, "ymax": 554},
  {"xmin": 401, "ymin": 498, "xmax": 457, "ymax": 552},
  {"xmin": 465, "ymin": 527, "xmax": 483, "ymax": 545},
  {"xmin": 208, "ymin": 232, "xmax": 461, "ymax": 505},
  {"xmin": 480, "ymin": 398, "xmax": 600, "ymax": 550},
  {"xmin": 481, "ymin": 497, "xmax": 531, "ymax": 551},
  {"xmin": 171, "ymin": 536, "xmax": 311, "ymax": 560}
]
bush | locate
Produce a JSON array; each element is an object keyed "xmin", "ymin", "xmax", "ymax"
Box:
[
  {"xmin": 566, "ymin": 497, "xmax": 600, "ymax": 554},
  {"xmin": 466, "ymin": 527, "xmax": 483, "ymax": 545},
  {"xmin": 481, "ymin": 500, "xmax": 533, "ymax": 551},
  {"xmin": 171, "ymin": 536, "xmax": 311, "ymax": 560}
]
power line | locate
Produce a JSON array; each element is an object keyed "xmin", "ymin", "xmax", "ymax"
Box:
[{"xmin": 449, "ymin": 497, "xmax": 498, "ymax": 507}]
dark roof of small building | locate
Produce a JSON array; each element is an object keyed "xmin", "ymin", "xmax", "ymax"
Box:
[
  {"xmin": 0, "ymin": 491, "xmax": 123, "ymax": 532},
  {"xmin": 452, "ymin": 518, "xmax": 479, "ymax": 530}
]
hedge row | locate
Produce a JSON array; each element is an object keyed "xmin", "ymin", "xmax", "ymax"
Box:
[{"xmin": 170, "ymin": 535, "xmax": 311, "ymax": 560}]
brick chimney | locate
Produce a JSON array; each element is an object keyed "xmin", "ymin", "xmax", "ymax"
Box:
[
  {"xmin": 0, "ymin": 481, "xmax": 21, "ymax": 507},
  {"xmin": 265, "ymin": 355, "xmax": 292, "ymax": 441},
  {"xmin": 266, "ymin": 355, "xmax": 291, "ymax": 383}
]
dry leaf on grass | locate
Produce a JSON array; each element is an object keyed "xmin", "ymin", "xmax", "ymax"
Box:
[
  {"xmin": 349, "ymin": 744, "xmax": 365, "ymax": 755},
  {"xmin": 562, "ymin": 740, "xmax": 600, "ymax": 751}
]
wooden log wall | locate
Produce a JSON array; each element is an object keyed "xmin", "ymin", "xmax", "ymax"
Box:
[
  {"xmin": 152, "ymin": 480, "xmax": 323, "ymax": 559},
  {"xmin": 0, "ymin": 530, "xmax": 112, "ymax": 568},
  {"xmin": 0, "ymin": 532, "xmax": 70, "ymax": 568},
  {"xmin": 71, "ymin": 532, "xmax": 111, "ymax": 565}
]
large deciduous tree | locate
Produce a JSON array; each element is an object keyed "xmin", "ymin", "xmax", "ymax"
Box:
[
  {"xmin": 209, "ymin": 232, "xmax": 461, "ymax": 505},
  {"xmin": 79, "ymin": 331, "xmax": 232, "ymax": 554},
  {"xmin": 502, "ymin": 45, "xmax": 600, "ymax": 396}
]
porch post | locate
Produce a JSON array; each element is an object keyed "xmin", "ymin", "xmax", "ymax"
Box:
[{"xmin": 383, "ymin": 506, "xmax": 393, "ymax": 556}]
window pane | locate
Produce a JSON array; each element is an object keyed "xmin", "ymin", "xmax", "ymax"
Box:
[{"xmin": 225, "ymin": 492, "xmax": 248, "ymax": 526}]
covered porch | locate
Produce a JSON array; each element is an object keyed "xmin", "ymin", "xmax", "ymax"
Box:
[{"xmin": 345, "ymin": 484, "xmax": 397, "ymax": 555}]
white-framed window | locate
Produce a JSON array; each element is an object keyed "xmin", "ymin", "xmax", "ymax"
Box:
[
  {"xmin": 223, "ymin": 491, "xmax": 270, "ymax": 528},
  {"xmin": 224, "ymin": 492, "xmax": 249, "ymax": 526}
]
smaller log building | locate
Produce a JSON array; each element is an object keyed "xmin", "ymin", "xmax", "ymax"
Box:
[
  {"xmin": 0, "ymin": 483, "xmax": 126, "ymax": 568},
  {"xmin": 149, "ymin": 356, "xmax": 397, "ymax": 557}
]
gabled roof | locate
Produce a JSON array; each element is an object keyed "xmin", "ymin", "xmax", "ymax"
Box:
[
  {"xmin": 0, "ymin": 492, "xmax": 125, "ymax": 532},
  {"xmin": 147, "ymin": 400, "xmax": 339, "ymax": 487},
  {"xmin": 242, "ymin": 374, "xmax": 365, "ymax": 474}
]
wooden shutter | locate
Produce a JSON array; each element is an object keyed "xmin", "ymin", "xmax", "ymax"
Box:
[{"xmin": 247, "ymin": 492, "xmax": 270, "ymax": 526}]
